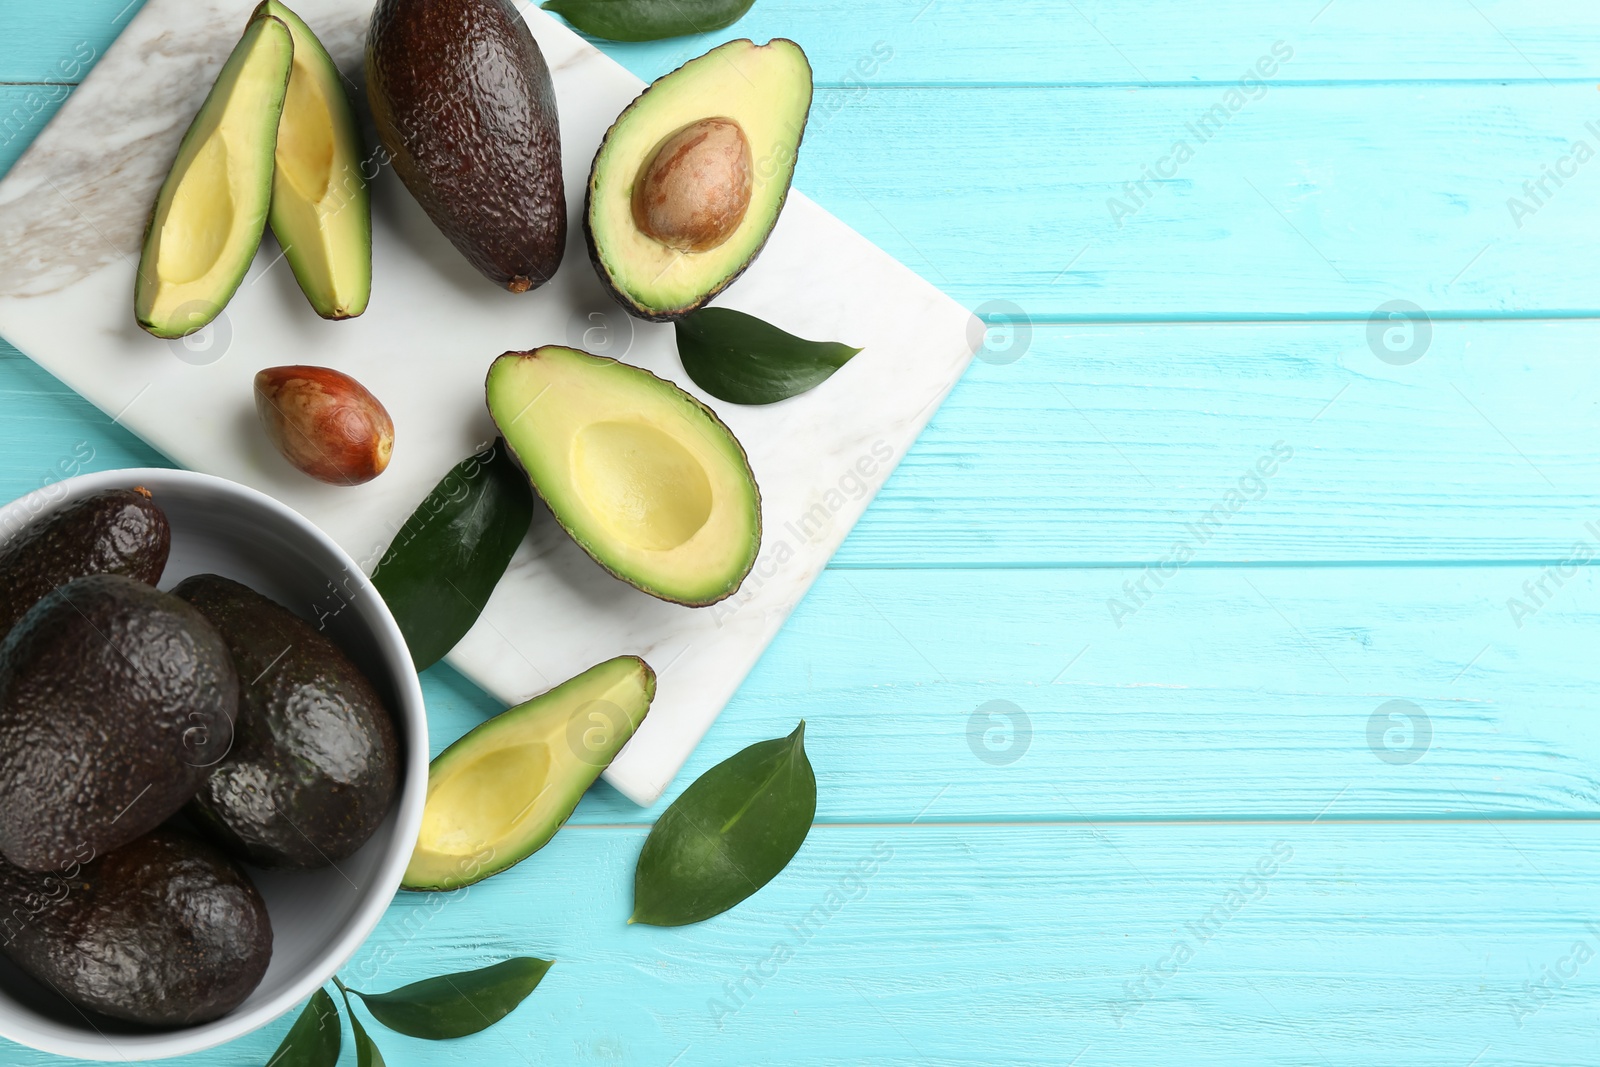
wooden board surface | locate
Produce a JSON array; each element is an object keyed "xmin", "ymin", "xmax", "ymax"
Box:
[{"xmin": 2, "ymin": 0, "xmax": 1598, "ymax": 1063}]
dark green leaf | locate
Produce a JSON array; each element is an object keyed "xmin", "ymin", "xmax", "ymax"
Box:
[
  {"xmin": 632, "ymin": 721, "xmax": 816, "ymax": 926},
  {"xmin": 334, "ymin": 979, "xmax": 387, "ymax": 1067},
  {"xmin": 348, "ymin": 1009, "xmax": 388, "ymax": 1067},
  {"xmin": 264, "ymin": 989, "xmax": 340, "ymax": 1067},
  {"xmin": 371, "ymin": 439, "xmax": 533, "ymax": 670},
  {"xmin": 348, "ymin": 958, "xmax": 554, "ymax": 1040},
  {"xmin": 540, "ymin": 0, "xmax": 755, "ymax": 42},
  {"xmin": 676, "ymin": 308, "xmax": 861, "ymax": 405}
]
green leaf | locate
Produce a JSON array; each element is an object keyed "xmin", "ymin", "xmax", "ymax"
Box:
[
  {"xmin": 347, "ymin": 958, "xmax": 554, "ymax": 1040},
  {"xmin": 540, "ymin": 0, "xmax": 755, "ymax": 42},
  {"xmin": 334, "ymin": 980, "xmax": 388, "ymax": 1067},
  {"xmin": 371, "ymin": 439, "xmax": 533, "ymax": 670},
  {"xmin": 676, "ymin": 308, "xmax": 861, "ymax": 405},
  {"xmin": 632, "ymin": 721, "xmax": 816, "ymax": 926},
  {"xmin": 264, "ymin": 989, "xmax": 340, "ymax": 1067},
  {"xmin": 348, "ymin": 1009, "xmax": 388, "ymax": 1067}
]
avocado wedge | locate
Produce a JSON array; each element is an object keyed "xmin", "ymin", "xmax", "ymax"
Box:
[
  {"xmin": 135, "ymin": 14, "xmax": 294, "ymax": 338},
  {"xmin": 585, "ymin": 39, "xmax": 813, "ymax": 321},
  {"xmin": 260, "ymin": 1, "xmax": 371, "ymax": 319},
  {"xmin": 487, "ymin": 347, "xmax": 761, "ymax": 607},
  {"xmin": 403, "ymin": 656, "xmax": 656, "ymax": 891}
]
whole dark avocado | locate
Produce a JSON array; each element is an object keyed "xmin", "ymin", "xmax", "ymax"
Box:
[
  {"xmin": 0, "ymin": 828, "xmax": 272, "ymax": 1026},
  {"xmin": 0, "ymin": 487, "xmax": 170, "ymax": 640},
  {"xmin": 0, "ymin": 575, "xmax": 237, "ymax": 872},
  {"xmin": 365, "ymin": 0, "xmax": 565, "ymax": 292},
  {"xmin": 174, "ymin": 574, "xmax": 399, "ymax": 868}
]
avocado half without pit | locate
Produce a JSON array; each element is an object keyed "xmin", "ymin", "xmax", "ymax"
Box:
[
  {"xmin": 586, "ymin": 39, "xmax": 813, "ymax": 321},
  {"xmin": 135, "ymin": 14, "xmax": 293, "ymax": 337},
  {"xmin": 487, "ymin": 347, "xmax": 761, "ymax": 607}
]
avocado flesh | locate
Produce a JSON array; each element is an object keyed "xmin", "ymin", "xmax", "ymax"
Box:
[
  {"xmin": 0, "ymin": 575, "xmax": 238, "ymax": 872},
  {"xmin": 404, "ymin": 656, "xmax": 655, "ymax": 890},
  {"xmin": 487, "ymin": 347, "xmax": 761, "ymax": 607},
  {"xmin": 0, "ymin": 828, "xmax": 272, "ymax": 1026},
  {"xmin": 174, "ymin": 574, "xmax": 400, "ymax": 869},
  {"xmin": 261, "ymin": 1, "xmax": 371, "ymax": 319},
  {"xmin": 135, "ymin": 15, "xmax": 293, "ymax": 338},
  {"xmin": 586, "ymin": 39, "xmax": 812, "ymax": 321},
  {"xmin": 0, "ymin": 487, "xmax": 170, "ymax": 641}
]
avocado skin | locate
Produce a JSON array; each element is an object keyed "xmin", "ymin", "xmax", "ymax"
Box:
[
  {"xmin": 0, "ymin": 575, "xmax": 238, "ymax": 872},
  {"xmin": 173, "ymin": 575, "xmax": 399, "ymax": 869},
  {"xmin": 366, "ymin": 0, "xmax": 566, "ymax": 292},
  {"xmin": 0, "ymin": 488, "xmax": 170, "ymax": 641},
  {"xmin": 0, "ymin": 827, "xmax": 272, "ymax": 1026}
]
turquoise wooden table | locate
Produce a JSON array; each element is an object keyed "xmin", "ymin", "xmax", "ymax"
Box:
[{"xmin": 4, "ymin": 2, "xmax": 1600, "ymax": 1064}]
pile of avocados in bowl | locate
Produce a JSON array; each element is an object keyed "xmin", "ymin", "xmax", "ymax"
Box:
[{"xmin": 0, "ymin": 470, "xmax": 426, "ymax": 1060}]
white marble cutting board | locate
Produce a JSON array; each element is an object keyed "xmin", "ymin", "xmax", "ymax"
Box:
[{"xmin": 0, "ymin": 0, "xmax": 976, "ymax": 805}]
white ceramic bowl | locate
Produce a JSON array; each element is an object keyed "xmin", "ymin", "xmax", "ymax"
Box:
[{"xmin": 0, "ymin": 469, "xmax": 428, "ymax": 1060}]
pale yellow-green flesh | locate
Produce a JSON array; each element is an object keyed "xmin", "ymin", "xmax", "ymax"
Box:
[
  {"xmin": 403, "ymin": 657, "xmax": 654, "ymax": 889},
  {"xmin": 135, "ymin": 16, "xmax": 293, "ymax": 337},
  {"xmin": 487, "ymin": 347, "xmax": 761, "ymax": 606},
  {"xmin": 264, "ymin": 1, "xmax": 370, "ymax": 319},
  {"xmin": 589, "ymin": 39, "xmax": 812, "ymax": 316}
]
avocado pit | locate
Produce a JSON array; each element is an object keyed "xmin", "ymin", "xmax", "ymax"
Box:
[{"xmin": 632, "ymin": 118, "xmax": 753, "ymax": 254}]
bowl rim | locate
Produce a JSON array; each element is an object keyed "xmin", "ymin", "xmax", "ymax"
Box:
[{"xmin": 0, "ymin": 467, "xmax": 429, "ymax": 1061}]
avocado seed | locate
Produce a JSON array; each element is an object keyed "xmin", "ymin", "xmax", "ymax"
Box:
[
  {"xmin": 632, "ymin": 118, "xmax": 753, "ymax": 254},
  {"xmin": 254, "ymin": 365, "xmax": 394, "ymax": 485}
]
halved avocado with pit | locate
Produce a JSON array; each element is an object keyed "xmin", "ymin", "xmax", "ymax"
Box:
[
  {"xmin": 487, "ymin": 346, "xmax": 761, "ymax": 607},
  {"xmin": 135, "ymin": 15, "xmax": 294, "ymax": 338},
  {"xmin": 259, "ymin": 1, "xmax": 371, "ymax": 319},
  {"xmin": 585, "ymin": 39, "xmax": 813, "ymax": 321},
  {"xmin": 403, "ymin": 656, "xmax": 655, "ymax": 891}
]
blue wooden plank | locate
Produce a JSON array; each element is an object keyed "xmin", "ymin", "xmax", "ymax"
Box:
[
  {"xmin": 4, "ymin": 823, "xmax": 1597, "ymax": 1067},
  {"xmin": 563, "ymin": 562, "xmax": 1600, "ymax": 824},
  {"xmin": 792, "ymin": 81, "xmax": 1600, "ymax": 317},
  {"xmin": 831, "ymin": 319, "xmax": 1600, "ymax": 566},
  {"xmin": 7, "ymin": 0, "xmax": 1600, "ymax": 86},
  {"xmin": 589, "ymin": 0, "xmax": 1600, "ymax": 87}
]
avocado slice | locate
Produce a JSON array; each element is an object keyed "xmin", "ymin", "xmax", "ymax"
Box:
[
  {"xmin": 0, "ymin": 575, "xmax": 238, "ymax": 872},
  {"xmin": 174, "ymin": 574, "xmax": 400, "ymax": 869},
  {"xmin": 403, "ymin": 656, "xmax": 655, "ymax": 891},
  {"xmin": 260, "ymin": 1, "xmax": 372, "ymax": 319},
  {"xmin": 585, "ymin": 39, "xmax": 812, "ymax": 321},
  {"xmin": 366, "ymin": 0, "xmax": 566, "ymax": 292},
  {"xmin": 0, "ymin": 828, "xmax": 272, "ymax": 1026},
  {"xmin": 487, "ymin": 347, "xmax": 761, "ymax": 607},
  {"xmin": 0, "ymin": 487, "xmax": 170, "ymax": 641},
  {"xmin": 135, "ymin": 14, "xmax": 294, "ymax": 338}
]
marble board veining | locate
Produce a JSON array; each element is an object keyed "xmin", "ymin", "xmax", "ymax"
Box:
[{"xmin": 0, "ymin": 0, "xmax": 977, "ymax": 805}]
